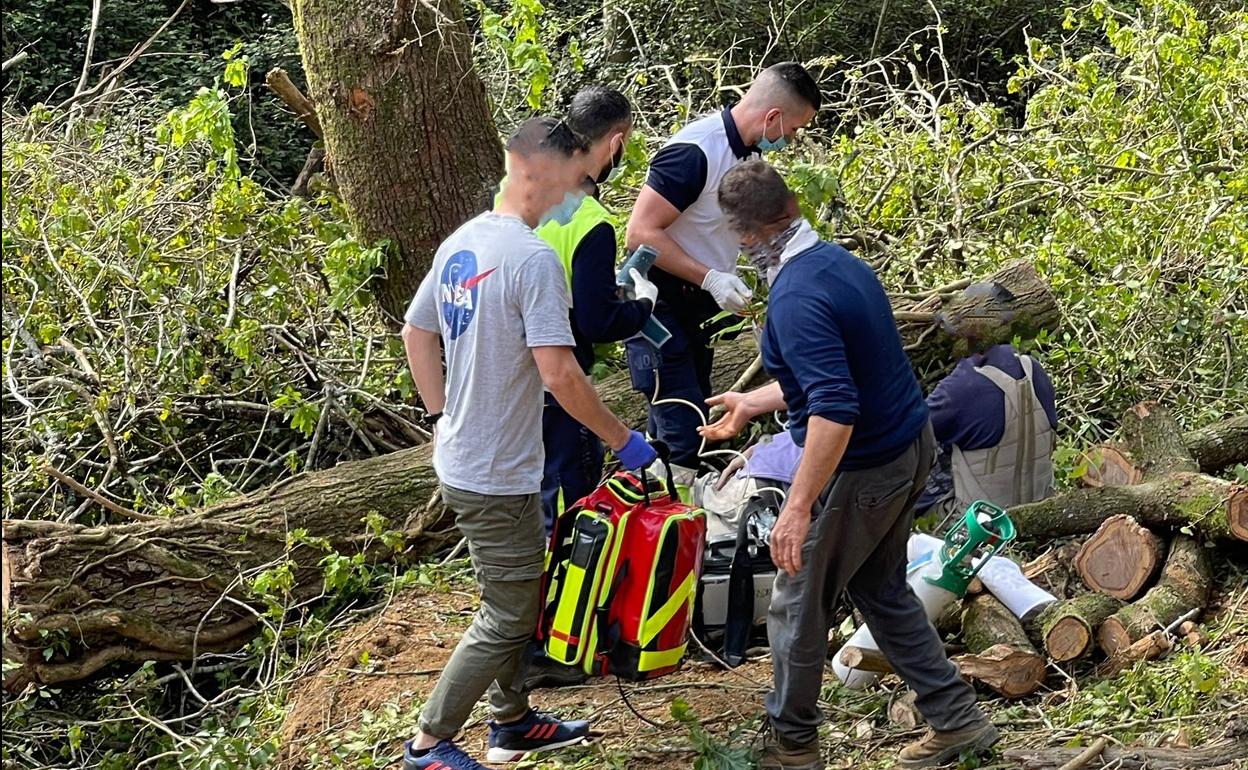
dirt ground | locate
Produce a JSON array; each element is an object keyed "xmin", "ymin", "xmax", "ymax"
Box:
[{"xmin": 278, "ymin": 570, "xmax": 1248, "ymax": 770}]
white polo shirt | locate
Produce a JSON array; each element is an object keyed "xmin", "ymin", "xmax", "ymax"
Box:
[{"xmin": 644, "ymin": 108, "xmax": 759, "ymax": 274}]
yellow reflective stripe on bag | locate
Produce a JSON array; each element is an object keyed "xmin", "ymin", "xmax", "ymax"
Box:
[{"xmin": 639, "ymin": 570, "xmax": 696, "ymax": 647}]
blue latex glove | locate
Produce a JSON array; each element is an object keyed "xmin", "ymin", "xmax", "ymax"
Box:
[{"xmin": 615, "ymin": 430, "xmax": 658, "ymax": 471}]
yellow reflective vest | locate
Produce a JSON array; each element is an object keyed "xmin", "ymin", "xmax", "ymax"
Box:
[
  {"xmin": 494, "ymin": 180, "xmax": 618, "ymax": 299},
  {"xmin": 536, "ymin": 197, "xmax": 618, "ymax": 298}
]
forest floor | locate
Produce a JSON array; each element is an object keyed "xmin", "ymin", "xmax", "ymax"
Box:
[{"xmin": 274, "ymin": 558, "xmax": 1248, "ymax": 770}]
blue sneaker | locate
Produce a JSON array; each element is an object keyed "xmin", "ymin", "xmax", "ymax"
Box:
[
  {"xmin": 402, "ymin": 739, "xmax": 487, "ymax": 770},
  {"xmin": 485, "ymin": 709, "xmax": 591, "ymax": 762}
]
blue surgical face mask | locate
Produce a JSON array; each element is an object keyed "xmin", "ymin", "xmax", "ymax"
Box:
[
  {"xmin": 539, "ymin": 191, "xmax": 585, "ymax": 227},
  {"xmin": 757, "ymin": 113, "xmax": 788, "ymax": 153}
]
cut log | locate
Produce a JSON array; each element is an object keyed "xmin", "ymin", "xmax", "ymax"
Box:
[
  {"xmin": 1009, "ymin": 472, "xmax": 1247, "ymax": 542},
  {"xmin": 2, "ymin": 444, "xmax": 453, "ymax": 690},
  {"xmin": 1097, "ymin": 536, "xmax": 1211, "ymax": 656},
  {"xmin": 838, "ymin": 646, "xmax": 894, "ymax": 675},
  {"xmin": 1097, "ymin": 629, "xmax": 1172, "ymax": 677},
  {"xmin": 1035, "ymin": 593, "xmax": 1125, "ymax": 662},
  {"xmin": 1073, "ymin": 515, "xmax": 1164, "ymax": 600},
  {"xmin": 1118, "ymin": 402, "xmax": 1199, "ymax": 479},
  {"xmin": 1005, "ymin": 741, "xmax": 1248, "ymax": 770},
  {"xmin": 1081, "ymin": 406, "xmax": 1248, "ymax": 488},
  {"xmin": 957, "ymin": 594, "xmax": 1047, "ymax": 697},
  {"xmin": 1080, "ymin": 444, "xmax": 1143, "ymax": 488},
  {"xmin": 1183, "ymin": 414, "xmax": 1248, "ymax": 474}
]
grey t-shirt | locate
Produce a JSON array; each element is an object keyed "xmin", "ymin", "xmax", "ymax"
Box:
[{"xmin": 406, "ymin": 212, "xmax": 575, "ymax": 496}]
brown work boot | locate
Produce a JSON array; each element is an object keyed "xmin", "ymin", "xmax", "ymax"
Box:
[
  {"xmin": 897, "ymin": 722, "xmax": 999, "ymax": 767},
  {"xmin": 757, "ymin": 730, "xmax": 824, "ymax": 770}
]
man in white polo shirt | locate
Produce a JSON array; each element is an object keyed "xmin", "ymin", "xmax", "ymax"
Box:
[{"xmin": 625, "ymin": 62, "xmax": 821, "ymax": 471}]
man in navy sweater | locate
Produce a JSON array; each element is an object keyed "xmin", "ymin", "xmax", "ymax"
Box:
[{"xmin": 700, "ymin": 161, "xmax": 996, "ymax": 769}]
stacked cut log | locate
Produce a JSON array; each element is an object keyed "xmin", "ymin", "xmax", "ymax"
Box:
[
  {"xmin": 2, "ymin": 262, "xmax": 1061, "ymax": 691},
  {"xmin": 956, "ymin": 594, "xmax": 1048, "ymax": 697},
  {"xmin": 1034, "ymin": 593, "xmax": 1123, "ymax": 662},
  {"xmin": 1011, "ymin": 402, "xmax": 1242, "ymax": 672}
]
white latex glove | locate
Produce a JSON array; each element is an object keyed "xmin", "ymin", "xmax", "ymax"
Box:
[
  {"xmin": 701, "ymin": 269, "xmax": 753, "ymax": 313},
  {"xmin": 629, "ymin": 268, "xmax": 658, "ymax": 305}
]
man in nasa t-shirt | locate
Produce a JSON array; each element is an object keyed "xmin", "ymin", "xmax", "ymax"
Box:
[{"xmin": 398, "ymin": 118, "xmax": 656, "ymax": 770}]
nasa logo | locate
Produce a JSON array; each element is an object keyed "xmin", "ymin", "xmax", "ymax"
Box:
[{"xmin": 439, "ymin": 250, "xmax": 496, "ymax": 340}]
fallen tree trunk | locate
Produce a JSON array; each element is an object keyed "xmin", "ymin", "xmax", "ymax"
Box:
[
  {"xmin": 0, "ymin": 262, "xmax": 1060, "ymax": 690},
  {"xmin": 957, "ymin": 594, "xmax": 1047, "ymax": 698},
  {"xmin": 1005, "ymin": 740, "xmax": 1248, "ymax": 770},
  {"xmin": 1097, "ymin": 536, "xmax": 1212, "ymax": 656},
  {"xmin": 1183, "ymin": 414, "xmax": 1248, "ymax": 474},
  {"xmin": 1073, "ymin": 515, "xmax": 1164, "ymax": 600},
  {"xmin": 1009, "ymin": 471, "xmax": 1247, "ymax": 542},
  {"xmin": 2, "ymin": 444, "xmax": 453, "ymax": 690},
  {"xmin": 1034, "ymin": 593, "xmax": 1124, "ymax": 662},
  {"xmin": 1118, "ymin": 402, "xmax": 1200, "ymax": 479}
]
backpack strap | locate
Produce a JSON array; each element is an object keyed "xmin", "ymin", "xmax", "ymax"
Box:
[
  {"xmin": 721, "ymin": 496, "xmax": 757, "ymax": 667},
  {"xmin": 639, "ymin": 440, "xmax": 676, "ymax": 506}
]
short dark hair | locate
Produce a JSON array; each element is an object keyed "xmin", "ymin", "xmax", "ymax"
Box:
[
  {"xmin": 505, "ymin": 116, "xmax": 590, "ymax": 158},
  {"xmin": 764, "ymin": 61, "xmax": 822, "ymax": 111},
  {"xmin": 717, "ymin": 160, "xmax": 796, "ymax": 234},
  {"xmin": 567, "ymin": 86, "xmax": 632, "ymax": 141}
]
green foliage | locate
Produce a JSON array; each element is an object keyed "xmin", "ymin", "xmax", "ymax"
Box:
[
  {"xmin": 478, "ymin": 0, "xmax": 555, "ymax": 112},
  {"xmin": 782, "ymin": 0, "xmax": 1248, "ymax": 442},
  {"xmin": 2, "ymin": 0, "xmax": 311, "ymax": 181},
  {"xmin": 2, "ymin": 62, "xmax": 415, "ymax": 524},
  {"xmin": 1048, "ymin": 647, "xmax": 1247, "ymax": 743},
  {"xmin": 670, "ymin": 697, "xmax": 756, "ymax": 770}
]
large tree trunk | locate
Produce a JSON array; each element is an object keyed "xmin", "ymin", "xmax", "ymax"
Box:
[
  {"xmin": 1008, "ymin": 471, "xmax": 1246, "ymax": 542},
  {"xmin": 1183, "ymin": 414, "xmax": 1248, "ymax": 474},
  {"xmin": 2, "ymin": 445, "xmax": 453, "ymax": 690},
  {"xmin": 0, "ymin": 262, "xmax": 1059, "ymax": 690},
  {"xmin": 291, "ymin": 0, "xmax": 504, "ymax": 319}
]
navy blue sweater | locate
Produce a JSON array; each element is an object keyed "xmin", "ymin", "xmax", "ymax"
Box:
[
  {"xmin": 569, "ymin": 222, "xmax": 651, "ymax": 372},
  {"xmin": 927, "ymin": 344, "xmax": 1058, "ymax": 450},
  {"xmin": 761, "ymin": 242, "xmax": 928, "ymax": 471}
]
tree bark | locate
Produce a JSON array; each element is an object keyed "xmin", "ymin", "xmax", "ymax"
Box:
[
  {"xmin": 1097, "ymin": 629, "xmax": 1172, "ymax": 677},
  {"xmin": 1183, "ymin": 414, "xmax": 1248, "ymax": 474},
  {"xmin": 1073, "ymin": 515, "xmax": 1164, "ymax": 600},
  {"xmin": 1083, "ymin": 406, "xmax": 1247, "ymax": 488},
  {"xmin": 1034, "ymin": 593, "xmax": 1124, "ymax": 661},
  {"xmin": 1097, "ymin": 536, "xmax": 1212, "ymax": 656},
  {"xmin": 291, "ymin": 0, "xmax": 505, "ymax": 320},
  {"xmin": 1008, "ymin": 471, "xmax": 1246, "ymax": 542},
  {"xmin": 2, "ymin": 444, "xmax": 455, "ymax": 690},
  {"xmin": 956, "ymin": 594, "xmax": 1047, "ymax": 698},
  {"xmin": 1118, "ymin": 402, "xmax": 1200, "ymax": 479},
  {"xmin": 1004, "ymin": 741, "xmax": 1248, "ymax": 770}
]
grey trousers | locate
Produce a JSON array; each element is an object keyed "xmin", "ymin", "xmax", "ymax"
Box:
[
  {"xmin": 767, "ymin": 423, "xmax": 985, "ymax": 745},
  {"xmin": 418, "ymin": 485, "xmax": 546, "ymax": 738}
]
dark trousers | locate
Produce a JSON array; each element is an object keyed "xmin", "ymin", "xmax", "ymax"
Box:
[
  {"xmin": 540, "ymin": 395, "xmax": 605, "ymax": 533},
  {"xmin": 645, "ymin": 299, "xmax": 715, "ymax": 468},
  {"xmin": 767, "ymin": 422, "xmax": 984, "ymax": 745}
]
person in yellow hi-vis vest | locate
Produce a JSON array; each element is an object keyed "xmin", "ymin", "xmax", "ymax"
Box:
[{"xmin": 534, "ymin": 86, "xmax": 658, "ymax": 533}]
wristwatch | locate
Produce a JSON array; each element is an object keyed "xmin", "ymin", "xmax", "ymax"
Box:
[{"xmin": 420, "ymin": 411, "xmax": 442, "ymax": 431}]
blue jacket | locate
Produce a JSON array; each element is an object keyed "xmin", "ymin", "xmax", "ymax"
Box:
[{"xmin": 761, "ymin": 241, "xmax": 928, "ymax": 471}]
